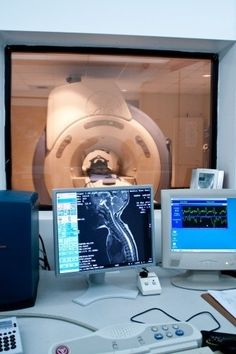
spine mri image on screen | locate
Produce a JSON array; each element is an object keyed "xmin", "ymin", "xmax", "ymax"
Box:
[
  {"xmin": 88, "ymin": 189, "xmax": 139, "ymax": 264},
  {"xmin": 76, "ymin": 188, "xmax": 152, "ymax": 272}
]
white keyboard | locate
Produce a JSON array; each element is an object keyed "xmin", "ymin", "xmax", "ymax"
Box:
[{"xmin": 49, "ymin": 321, "xmax": 203, "ymax": 354}]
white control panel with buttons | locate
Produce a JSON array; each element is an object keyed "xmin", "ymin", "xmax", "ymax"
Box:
[
  {"xmin": 49, "ymin": 321, "xmax": 202, "ymax": 354},
  {"xmin": 0, "ymin": 317, "xmax": 23, "ymax": 354},
  {"xmin": 137, "ymin": 271, "xmax": 162, "ymax": 295}
]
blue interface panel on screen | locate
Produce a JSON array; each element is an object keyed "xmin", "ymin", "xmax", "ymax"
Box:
[
  {"xmin": 52, "ymin": 184, "xmax": 155, "ymax": 305},
  {"xmin": 161, "ymin": 189, "xmax": 236, "ymax": 290}
]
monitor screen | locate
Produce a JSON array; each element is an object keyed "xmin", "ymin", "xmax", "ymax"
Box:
[
  {"xmin": 53, "ymin": 184, "xmax": 155, "ymax": 304},
  {"xmin": 161, "ymin": 189, "xmax": 236, "ymax": 290}
]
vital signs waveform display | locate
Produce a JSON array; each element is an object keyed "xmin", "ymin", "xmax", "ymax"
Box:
[{"xmin": 182, "ymin": 205, "xmax": 227, "ymax": 228}]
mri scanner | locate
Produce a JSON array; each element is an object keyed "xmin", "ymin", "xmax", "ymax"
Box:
[{"xmin": 33, "ymin": 78, "xmax": 171, "ymax": 205}]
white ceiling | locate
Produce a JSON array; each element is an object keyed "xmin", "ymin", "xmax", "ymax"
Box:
[{"xmin": 11, "ymin": 51, "xmax": 212, "ymax": 105}]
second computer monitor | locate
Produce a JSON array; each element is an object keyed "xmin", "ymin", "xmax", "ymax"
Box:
[{"xmin": 161, "ymin": 188, "xmax": 236, "ymax": 290}]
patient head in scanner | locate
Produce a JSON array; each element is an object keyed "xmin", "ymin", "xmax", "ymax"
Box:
[
  {"xmin": 81, "ymin": 149, "xmax": 128, "ymax": 186},
  {"xmin": 32, "ymin": 78, "xmax": 171, "ymax": 205}
]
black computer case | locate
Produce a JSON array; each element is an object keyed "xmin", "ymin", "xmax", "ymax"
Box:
[{"xmin": 0, "ymin": 190, "xmax": 39, "ymax": 310}]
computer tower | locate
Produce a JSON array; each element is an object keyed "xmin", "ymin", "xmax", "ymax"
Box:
[{"xmin": 0, "ymin": 190, "xmax": 39, "ymax": 310}]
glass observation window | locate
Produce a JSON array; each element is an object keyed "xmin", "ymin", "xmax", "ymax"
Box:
[{"xmin": 5, "ymin": 47, "xmax": 217, "ymax": 207}]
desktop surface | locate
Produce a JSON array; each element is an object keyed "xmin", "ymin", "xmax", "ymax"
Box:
[{"xmin": 0, "ymin": 267, "xmax": 235, "ymax": 354}]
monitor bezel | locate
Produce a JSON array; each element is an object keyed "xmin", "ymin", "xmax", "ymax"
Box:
[
  {"xmin": 52, "ymin": 184, "xmax": 156, "ymax": 277},
  {"xmin": 161, "ymin": 188, "xmax": 236, "ymax": 271}
]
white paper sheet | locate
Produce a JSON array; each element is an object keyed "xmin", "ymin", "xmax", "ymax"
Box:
[{"xmin": 208, "ymin": 289, "xmax": 236, "ymax": 319}]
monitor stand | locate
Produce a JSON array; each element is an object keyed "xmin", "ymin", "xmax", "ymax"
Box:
[
  {"xmin": 171, "ymin": 270, "xmax": 236, "ymax": 291},
  {"xmin": 73, "ymin": 273, "xmax": 138, "ymax": 306}
]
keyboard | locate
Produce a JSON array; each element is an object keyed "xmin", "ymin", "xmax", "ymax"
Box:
[{"xmin": 49, "ymin": 321, "xmax": 203, "ymax": 353}]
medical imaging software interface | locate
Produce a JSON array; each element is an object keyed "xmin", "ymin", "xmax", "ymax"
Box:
[
  {"xmin": 171, "ymin": 197, "xmax": 236, "ymax": 251},
  {"xmin": 55, "ymin": 187, "xmax": 153, "ymax": 274}
]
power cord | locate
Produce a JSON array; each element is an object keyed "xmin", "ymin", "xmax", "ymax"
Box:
[
  {"xmin": 39, "ymin": 234, "xmax": 51, "ymax": 270},
  {"xmin": 0, "ymin": 312, "xmax": 97, "ymax": 332},
  {"xmin": 131, "ymin": 307, "xmax": 180, "ymax": 323},
  {"xmin": 130, "ymin": 307, "xmax": 221, "ymax": 332},
  {"xmin": 186, "ymin": 311, "xmax": 221, "ymax": 331}
]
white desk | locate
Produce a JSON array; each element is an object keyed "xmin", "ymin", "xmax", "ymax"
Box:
[{"xmin": 0, "ymin": 267, "xmax": 235, "ymax": 354}]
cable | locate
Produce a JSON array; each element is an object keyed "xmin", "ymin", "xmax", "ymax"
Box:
[
  {"xmin": 130, "ymin": 307, "xmax": 180, "ymax": 324},
  {"xmin": 186, "ymin": 311, "xmax": 221, "ymax": 332},
  {"xmin": 39, "ymin": 234, "xmax": 51, "ymax": 270},
  {"xmin": 130, "ymin": 307, "xmax": 221, "ymax": 332},
  {"xmin": 0, "ymin": 312, "xmax": 98, "ymax": 332}
]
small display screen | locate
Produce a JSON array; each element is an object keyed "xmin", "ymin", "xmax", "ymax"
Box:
[{"xmin": 0, "ymin": 320, "xmax": 12, "ymax": 329}]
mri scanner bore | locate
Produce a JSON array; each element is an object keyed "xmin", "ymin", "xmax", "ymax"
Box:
[{"xmin": 33, "ymin": 78, "xmax": 171, "ymax": 205}]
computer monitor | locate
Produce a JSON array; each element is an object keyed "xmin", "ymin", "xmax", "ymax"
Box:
[
  {"xmin": 53, "ymin": 184, "xmax": 155, "ymax": 305},
  {"xmin": 161, "ymin": 188, "xmax": 236, "ymax": 290}
]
